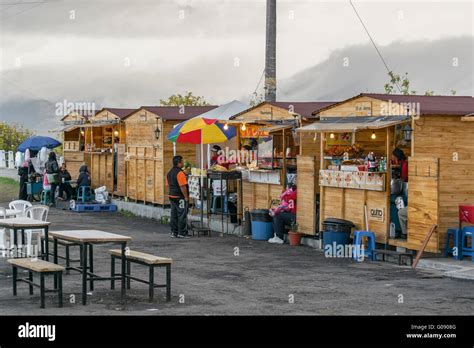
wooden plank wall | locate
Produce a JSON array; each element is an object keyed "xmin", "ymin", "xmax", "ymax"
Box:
[
  {"xmin": 90, "ymin": 153, "xmax": 114, "ymax": 191},
  {"xmin": 413, "ymin": 115, "xmax": 474, "ymax": 252},
  {"xmin": 407, "ymin": 156, "xmax": 439, "ymax": 252},
  {"xmin": 296, "ymin": 155, "xmax": 316, "ymax": 235},
  {"xmin": 321, "ymin": 187, "xmax": 388, "ymax": 243},
  {"xmin": 63, "ymin": 151, "xmax": 84, "ymax": 180},
  {"xmin": 116, "ymin": 144, "xmax": 126, "ymax": 196},
  {"xmin": 242, "ymin": 181, "xmax": 284, "ymax": 211}
]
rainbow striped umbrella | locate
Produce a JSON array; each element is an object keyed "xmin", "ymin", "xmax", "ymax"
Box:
[{"xmin": 167, "ymin": 117, "xmax": 236, "ymax": 144}]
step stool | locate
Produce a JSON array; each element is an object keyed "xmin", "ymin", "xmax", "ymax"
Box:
[
  {"xmin": 353, "ymin": 231, "xmax": 376, "ymax": 261},
  {"xmin": 40, "ymin": 189, "xmax": 51, "ymax": 205},
  {"xmin": 461, "ymin": 226, "xmax": 474, "ymax": 262},
  {"xmin": 444, "ymin": 228, "xmax": 462, "ymax": 259},
  {"xmin": 77, "ymin": 186, "xmax": 93, "ymax": 203}
]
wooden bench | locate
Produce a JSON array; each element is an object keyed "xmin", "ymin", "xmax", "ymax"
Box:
[
  {"xmin": 109, "ymin": 249, "xmax": 172, "ymax": 302},
  {"xmin": 7, "ymin": 258, "xmax": 64, "ymax": 308},
  {"xmin": 373, "ymin": 249, "xmax": 414, "ymax": 266}
]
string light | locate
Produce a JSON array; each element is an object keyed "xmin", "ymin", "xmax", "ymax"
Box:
[
  {"xmin": 114, "ymin": 130, "xmax": 119, "ymax": 136},
  {"xmin": 329, "ymin": 133, "xmax": 335, "ymax": 139},
  {"xmin": 224, "ymin": 123, "xmax": 229, "ymax": 130},
  {"xmin": 371, "ymin": 131, "xmax": 376, "ymax": 139},
  {"xmin": 241, "ymin": 123, "xmax": 246, "ymax": 131}
]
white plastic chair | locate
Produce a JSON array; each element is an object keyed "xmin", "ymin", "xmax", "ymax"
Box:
[
  {"xmin": 25, "ymin": 205, "xmax": 49, "ymax": 257},
  {"xmin": 8, "ymin": 200, "xmax": 32, "ymax": 217}
]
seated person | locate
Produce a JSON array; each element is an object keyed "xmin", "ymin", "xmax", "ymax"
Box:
[
  {"xmin": 58, "ymin": 163, "xmax": 73, "ymax": 200},
  {"xmin": 77, "ymin": 165, "xmax": 91, "ymax": 189},
  {"xmin": 268, "ymin": 184, "xmax": 297, "ymax": 244}
]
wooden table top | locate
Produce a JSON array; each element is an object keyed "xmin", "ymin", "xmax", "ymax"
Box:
[
  {"xmin": 49, "ymin": 230, "xmax": 132, "ymax": 243},
  {"xmin": 0, "ymin": 217, "xmax": 51, "ymax": 228}
]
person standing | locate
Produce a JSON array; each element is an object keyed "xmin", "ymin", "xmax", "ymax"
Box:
[
  {"xmin": 167, "ymin": 155, "xmax": 189, "ymax": 238},
  {"xmin": 45, "ymin": 152, "xmax": 60, "ymax": 206},
  {"xmin": 58, "ymin": 163, "xmax": 73, "ymax": 200},
  {"xmin": 392, "ymin": 148, "xmax": 409, "ymax": 238}
]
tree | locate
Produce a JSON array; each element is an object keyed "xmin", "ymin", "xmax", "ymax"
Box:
[
  {"xmin": 249, "ymin": 91, "xmax": 264, "ymax": 107},
  {"xmin": 0, "ymin": 122, "xmax": 34, "ymax": 151},
  {"xmin": 159, "ymin": 91, "xmax": 210, "ymax": 106},
  {"xmin": 384, "ymin": 71, "xmax": 413, "ymax": 95}
]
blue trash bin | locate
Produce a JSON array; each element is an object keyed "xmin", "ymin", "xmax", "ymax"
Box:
[
  {"xmin": 250, "ymin": 209, "xmax": 274, "ymax": 241},
  {"xmin": 322, "ymin": 218, "xmax": 354, "ymax": 252}
]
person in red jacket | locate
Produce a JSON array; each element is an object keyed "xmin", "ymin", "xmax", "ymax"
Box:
[{"xmin": 268, "ymin": 184, "xmax": 297, "ymax": 244}]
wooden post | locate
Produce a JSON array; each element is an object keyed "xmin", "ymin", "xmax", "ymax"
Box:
[
  {"xmin": 319, "ymin": 132, "xmax": 325, "ymax": 232},
  {"xmin": 282, "ymin": 128, "xmax": 286, "ymax": 186}
]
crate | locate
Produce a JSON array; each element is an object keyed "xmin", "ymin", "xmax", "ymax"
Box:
[{"xmin": 71, "ymin": 203, "xmax": 117, "ymax": 213}]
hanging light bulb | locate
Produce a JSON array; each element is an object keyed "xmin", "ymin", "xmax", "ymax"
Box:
[
  {"xmin": 80, "ymin": 130, "xmax": 85, "ymax": 136},
  {"xmin": 241, "ymin": 123, "xmax": 246, "ymax": 131},
  {"xmin": 114, "ymin": 130, "xmax": 119, "ymax": 137},
  {"xmin": 329, "ymin": 133, "xmax": 335, "ymax": 139},
  {"xmin": 224, "ymin": 123, "xmax": 229, "ymax": 130},
  {"xmin": 371, "ymin": 131, "xmax": 376, "ymax": 140}
]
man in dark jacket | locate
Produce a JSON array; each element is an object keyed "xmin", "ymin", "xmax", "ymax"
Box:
[
  {"xmin": 45, "ymin": 152, "xmax": 60, "ymax": 205},
  {"xmin": 166, "ymin": 155, "xmax": 189, "ymax": 238},
  {"xmin": 77, "ymin": 165, "xmax": 91, "ymax": 188},
  {"xmin": 58, "ymin": 163, "xmax": 73, "ymax": 200},
  {"xmin": 18, "ymin": 163, "xmax": 30, "ymax": 200}
]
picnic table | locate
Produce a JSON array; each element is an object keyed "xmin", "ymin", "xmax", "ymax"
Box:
[
  {"xmin": 0, "ymin": 217, "xmax": 51, "ymax": 259},
  {"xmin": 49, "ymin": 230, "xmax": 132, "ymax": 305}
]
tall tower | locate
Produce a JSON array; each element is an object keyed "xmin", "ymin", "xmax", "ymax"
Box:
[{"xmin": 265, "ymin": 0, "xmax": 277, "ymax": 102}]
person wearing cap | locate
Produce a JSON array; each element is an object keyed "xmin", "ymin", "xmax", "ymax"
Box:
[{"xmin": 210, "ymin": 144, "xmax": 230, "ymax": 169}]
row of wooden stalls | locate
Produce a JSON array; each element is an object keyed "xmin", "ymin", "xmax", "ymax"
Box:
[
  {"xmin": 296, "ymin": 93, "xmax": 474, "ymax": 254},
  {"xmin": 61, "ymin": 106, "xmax": 216, "ymax": 204},
  {"xmin": 60, "ymin": 93, "xmax": 474, "ymax": 255}
]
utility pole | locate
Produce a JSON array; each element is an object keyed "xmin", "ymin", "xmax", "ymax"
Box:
[{"xmin": 265, "ymin": 0, "xmax": 277, "ymax": 102}]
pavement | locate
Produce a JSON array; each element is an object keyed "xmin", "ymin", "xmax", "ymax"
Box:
[
  {"xmin": 0, "ymin": 204, "xmax": 473, "ymax": 316},
  {"xmin": 417, "ymin": 258, "xmax": 474, "ymax": 281},
  {"xmin": 0, "ymin": 168, "xmax": 18, "ymax": 181}
]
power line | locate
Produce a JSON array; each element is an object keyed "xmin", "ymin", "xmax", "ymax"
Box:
[{"xmin": 349, "ymin": 0, "xmax": 402, "ymax": 93}]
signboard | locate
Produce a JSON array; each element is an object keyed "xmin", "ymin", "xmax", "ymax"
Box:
[
  {"xmin": 239, "ymin": 125, "xmax": 269, "ymax": 138},
  {"xmin": 355, "ymin": 101, "xmax": 372, "ymax": 116},
  {"xmin": 369, "ymin": 207, "xmax": 385, "ymax": 222}
]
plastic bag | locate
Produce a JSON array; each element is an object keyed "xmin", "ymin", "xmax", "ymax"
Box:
[{"xmin": 94, "ymin": 186, "xmax": 109, "ymax": 204}]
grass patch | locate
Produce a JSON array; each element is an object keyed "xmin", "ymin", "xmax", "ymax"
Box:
[
  {"xmin": 120, "ymin": 210, "xmax": 137, "ymax": 218},
  {"xmin": 0, "ymin": 177, "xmax": 18, "ymax": 202}
]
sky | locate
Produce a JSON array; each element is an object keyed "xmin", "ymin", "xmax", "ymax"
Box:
[{"xmin": 0, "ymin": 0, "xmax": 472, "ymax": 134}]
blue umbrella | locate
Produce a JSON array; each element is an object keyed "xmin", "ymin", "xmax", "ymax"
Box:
[{"xmin": 17, "ymin": 136, "xmax": 62, "ymax": 152}]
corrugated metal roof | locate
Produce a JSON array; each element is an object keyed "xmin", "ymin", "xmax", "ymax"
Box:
[
  {"xmin": 230, "ymin": 101, "xmax": 337, "ymax": 120},
  {"xmin": 297, "ymin": 116, "xmax": 410, "ymax": 133}
]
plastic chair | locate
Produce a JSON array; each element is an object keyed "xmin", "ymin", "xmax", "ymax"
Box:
[
  {"xmin": 448, "ymin": 205, "xmax": 474, "ymax": 260},
  {"xmin": 40, "ymin": 189, "xmax": 51, "ymax": 205},
  {"xmin": 0, "ymin": 207, "xmax": 14, "ymax": 250},
  {"xmin": 77, "ymin": 186, "xmax": 93, "ymax": 203},
  {"xmin": 461, "ymin": 226, "xmax": 474, "ymax": 262},
  {"xmin": 444, "ymin": 228, "xmax": 461, "ymax": 259},
  {"xmin": 8, "ymin": 200, "xmax": 32, "ymax": 217},
  {"xmin": 353, "ymin": 231, "xmax": 376, "ymax": 261},
  {"xmin": 25, "ymin": 205, "xmax": 49, "ymax": 257}
]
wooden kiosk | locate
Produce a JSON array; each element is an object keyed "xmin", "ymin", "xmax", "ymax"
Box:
[
  {"xmin": 122, "ymin": 105, "xmax": 216, "ymax": 205},
  {"xmin": 61, "ymin": 110, "xmax": 92, "ymax": 180},
  {"xmin": 228, "ymin": 101, "xmax": 334, "ymax": 211},
  {"xmin": 297, "ymin": 93, "xmax": 474, "ymax": 253}
]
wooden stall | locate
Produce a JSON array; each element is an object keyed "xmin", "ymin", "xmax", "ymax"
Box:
[
  {"xmin": 297, "ymin": 93, "xmax": 474, "ymax": 253},
  {"xmin": 228, "ymin": 101, "xmax": 335, "ymax": 213},
  {"xmin": 61, "ymin": 111, "xmax": 92, "ymax": 180},
  {"xmin": 83, "ymin": 108, "xmax": 135, "ymax": 195},
  {"xmin": 123, "ymin": 105, "xmax": 216, "ymax": 205}
]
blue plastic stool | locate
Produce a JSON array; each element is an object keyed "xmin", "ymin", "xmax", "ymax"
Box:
[
  {"xmin": 40, "ymin": 189, "xmax": 50, "ymax": 205},
  {"xmin": 77, "ymin": 186, "xmax": 93, "ymax": 203},
  {"xmin": 461, "ymin": 226, "xmax": 474, "ymax": 261},
  {"xmin": 444, "ymin": 228, "xmax": 462, "ymax": 259},
  {"xmin": 211, "ymin": 195, "xmax": 228, "ymax": 214},
  {"xmin": 353, "ymin": 231, "xmax": 376, "ymax": 261}
]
